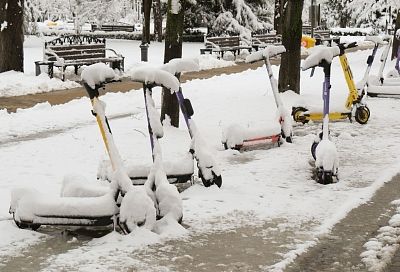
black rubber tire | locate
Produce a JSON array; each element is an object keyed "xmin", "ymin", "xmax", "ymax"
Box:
[
  {"xmin": 320, "ymin": 171, "xmax": 333, "ymax": 185},
  {"xmin": 13, "ymin": 213, "xmax": 40, "ymax": 230},
  {"xmin": 292, "ymin": 107, "xmax": 309, "ymax": 124},
  {"xmin": 354, "ymin": 106, "xmax": 370, "ymax": 124},
  {"xmin": 311, "ymin": 141, "xmax": 318, "ymax": 160},
  {"xmin": 285, "ymin": 136, "xmax": 293, "ymax": 143},
  {"xmin": 14, "ymin": 220, "xmax": 29, "ymax": 229},
  {"xmin": 199, "ymin": 169, "xmax": 222, "ymax": 188},
  {"xmin": 30, "ymin": 224, "xmax": 41, "ymax": 231}
]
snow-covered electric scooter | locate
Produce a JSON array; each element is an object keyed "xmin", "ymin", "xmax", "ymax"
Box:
[
  {"xmin": 292, "ymin": 42, "xmax": 370, "ymax": 125},
  {"xmin": 221, "ymin": 45, "xmax": 293, "ymax": 151},
  {"xmin": 303, "ymin": 47, "xmax": 340, "ymax": 184},
  {"xmin": 367, "ymin": 31, "xmax": 400, "ymax": 97},
  {"xmin": 98, "ymin": 62, "xmax": 222, "ymax": 188},
  {"xmin": 10, "ymin": 64, "xmax": 159, "ymax": 233}
]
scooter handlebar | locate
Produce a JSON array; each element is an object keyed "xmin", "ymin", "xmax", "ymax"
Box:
[
  {"xmin": 337, "ymin": 42, "xmax": 357, "ymax": 55},
  {"xmin": 83, "ymin": 79, "xmax": 121, "ymax": 99}
]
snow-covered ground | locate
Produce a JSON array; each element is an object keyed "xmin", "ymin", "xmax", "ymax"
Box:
[
  {"xmin": 1, "ymin": 35, "xmax": 381, "ymax": 97},
  {"xmin": 1, "ymin": 40, "xmax": 400, "ymax": 271}
]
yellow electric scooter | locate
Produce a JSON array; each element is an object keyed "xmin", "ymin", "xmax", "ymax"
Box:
[{"xmin": 292, "ymin": 42, "xmax": 370, "ymax": 125}]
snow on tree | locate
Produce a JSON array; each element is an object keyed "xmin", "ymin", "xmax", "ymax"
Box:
[
  {"xmin": 210, "ymin": 0, "xmax": 272, "ymax": 38},
  {"xmin": 348, "ymin": 0, "xmax": 399, "ymax": 31},
  {"xmin": 319, "ymin": 0, "xmax": 399, "ymax": 31}
]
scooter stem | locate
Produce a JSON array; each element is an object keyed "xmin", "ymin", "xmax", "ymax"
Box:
[
  {"xmin": 264, "ymin": 57, "xmax": 282, "ymax": 109},
  {"xmin": 143, "ymin": 85, "xmax": 155, "ymax": 162},
  {"xmin": 322, "ymin": 61, "xmax": 331, "ymax": 140}
]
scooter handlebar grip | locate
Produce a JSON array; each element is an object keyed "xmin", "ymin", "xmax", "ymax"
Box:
[
  {"xmin": 83, "ymin": 83, "xmax": 100, "ymax": 99},
  {"xmin": 347, "ymin": 42, "xmax": 357, "ymax": 49}
]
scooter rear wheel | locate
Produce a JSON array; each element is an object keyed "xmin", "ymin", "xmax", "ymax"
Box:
[
  {"xmin": 355, "ymin": 106, "xmax": 370, "ymax": 124},
  {"xmin": 292, "ymin": 107, "xmax": 309, "ymax": 124}
]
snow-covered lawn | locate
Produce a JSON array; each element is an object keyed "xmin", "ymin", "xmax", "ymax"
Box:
[
  {"xmin": 1, "ymin": 41, "xmax": 400, "ymax": 271},
  {"xmin": 0, "ymin": 36, "xmax": 233, "ymax": 97}
]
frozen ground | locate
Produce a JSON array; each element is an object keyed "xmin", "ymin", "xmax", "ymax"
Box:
[{"xmin": 0, "ymin": 43, "xmax": 400, "ymax": 271}]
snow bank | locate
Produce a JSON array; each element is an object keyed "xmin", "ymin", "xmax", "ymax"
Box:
[
  {"xmin": 127, "ymin": 67, "xmax": 180, "ymax": 93},
  {"xmin": 0, "ymin": 71, "xmax": 80, "ymax": 97},
  {"xmin": 361, "ymin": 200, "xmax": 400, "ymax": 271},
  {"xmin": 302, "ymin": 46, "xmax": 340, "ymax": 70},
  {"xmin": 80, "ymin": 63, "xmax": 116, "ymax": 89},
  {"xmin": 197, "ymin": 55, "xmax": 235, "ymax": 70}
]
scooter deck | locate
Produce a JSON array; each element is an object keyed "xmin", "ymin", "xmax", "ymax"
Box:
[
  {"xmin": 368, "ymin": 85, "xmax": 400, "ymax": 97},
  {"xmin": 294, "ymin": 111, "xmax": 351, "ymax": 123},
  {"xmin": 15, "ymin": 215, "xmax": 114, "ymax": 227},
  {"xmin": 228, "ymin": 134, "xmax": 281, "ymax": 151}
]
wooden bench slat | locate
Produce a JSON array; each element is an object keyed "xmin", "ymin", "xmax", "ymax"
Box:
[
  {"xmin": 47, "ymin": 53, "xmax": 106, "ymax": 61},
  {"xmin": 48, "ymin": 44, "xmax": 106, "ymax": 51},
  {"xmin": 47, "ymin": 49, "xmax": 106, "ymax": 57}
]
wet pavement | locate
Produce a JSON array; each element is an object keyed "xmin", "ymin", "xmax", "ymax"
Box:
[{"xmin": 286, "ymin": 174, "xmax": 400, "ymax": 272}]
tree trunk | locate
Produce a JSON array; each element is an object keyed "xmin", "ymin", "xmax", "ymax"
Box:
[
  {"xmin": 392, "ymin": 11, "xmax": 400, "ymax": 60},
  {"xmin": 153, "ymin": 0, "xmax": 163, "ymax": 42},
  {"xmin": 0, "ymin": 0, "xmax": 24, "ymax": 73},
  {"xmin": 278, "ymin": 0, "xmax": 303, "ymax": 94},
  {"xmin": 274, "ymin": 0, "xmax": 287, "ymax": 34},
  {"xmin": 142, "ymin": 0, "xmax": 152, "ymax": 44},
  {"xmin": 160, "ymin": 0, "xmax": 185, "ymax": 128}
]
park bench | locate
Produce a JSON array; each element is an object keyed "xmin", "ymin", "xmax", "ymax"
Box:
[
  {"xmin": 91, "ymin": 24, "xmax": 134, "ymax": 32},
  {"xmin": 302, "ymin": 25, "xmax": 340, "ymax": 46},
  {"xmin": 35, "ymin": 35, "xmax": 124, "ymax": 81},
  {"xmin": 251, "ymin": 33, "xmax": 282, "ymax": 51},
  {"xmin": 200, "ymin": 36, "xmax": 252, "ymax": 59},
  {"xmin": 314, "ymin": 29, "xmax": 340, "ymax": 46}
]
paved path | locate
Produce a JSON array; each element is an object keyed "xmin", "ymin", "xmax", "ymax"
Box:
[
  {"xmin": 286, "ymin": 174, "xmax": 400, "ymax": 272},
  {"xmin": 0, "ymin": 61, "xmax": 264, "ymax": 113}
]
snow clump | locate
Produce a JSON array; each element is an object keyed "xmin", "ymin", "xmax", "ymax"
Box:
[{"xmin": 81, "ymin": 63, "xmax": 116, "ymax": 89}]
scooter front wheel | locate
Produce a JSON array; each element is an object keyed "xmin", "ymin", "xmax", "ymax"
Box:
[
  {"xmin": 13, "ymin": 214, "xmax": 41, "ymax": 231},
  {"xmin": 355, "ymin": 106, "xmax": 370, "ymax": 124},
  {"xmin": 199, "ymin": 169, "xmax": 222, "ymax": 188},
  {"xmin": 311, "ymin": 141, "xmax": 318, "ymax": 160},
  {"xmin": 317, "ymin": 170, "xmax": 333, "ymax": 185}
]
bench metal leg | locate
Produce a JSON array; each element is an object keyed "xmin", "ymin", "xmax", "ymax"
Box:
[
  {"xmin": 48, "ymin": 64, "xmax": 54, "ymax": 78},
  {"xmin": 35, "ymin": 62, "xmax": 41, "ymax": 76},
  {"xmin": 74, "ymin": 65, "xmax": 79, "ymax": 75},
  {"xmin": 61, "ymin": 66, "xmax": 65, "ymax": 81}
]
